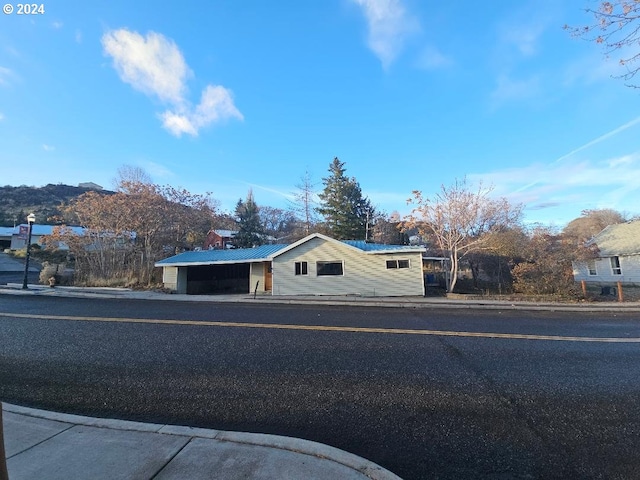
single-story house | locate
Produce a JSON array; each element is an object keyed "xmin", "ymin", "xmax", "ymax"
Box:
[
  {"xmin": 3, "ymin": 224, "xmax": 86, "ymax": 250},
  {"xmin": 156, "ymin": 233, "xmax": 426, "ymax": 296},
  {"xmin": 573, "ymin": 220, "xmax": 640, "ymax": 286}
]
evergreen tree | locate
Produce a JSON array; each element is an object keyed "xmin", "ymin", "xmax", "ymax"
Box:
[
  {"xmin": 317, "ymin": 157, "xmax": 374, "ymax": 240},
  {"xmin": 234, "ymin": 190, "xmax": 265, "ymax": 248}
]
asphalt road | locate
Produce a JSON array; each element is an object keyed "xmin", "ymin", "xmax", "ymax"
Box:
[{"xmin": 1, "ymin": 295, "xmax": 640, "ymax": 479}]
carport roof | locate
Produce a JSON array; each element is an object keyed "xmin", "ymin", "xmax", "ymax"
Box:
[{"xmin": 155, "ymin": 244, "xmax": 289, "ymax": 267}]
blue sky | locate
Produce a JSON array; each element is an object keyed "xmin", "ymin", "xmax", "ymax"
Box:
[{"xmin": 1, "ymin": 0, "xmax": 639, "ymax": 227}]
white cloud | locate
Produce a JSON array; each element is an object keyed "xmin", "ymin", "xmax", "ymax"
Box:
[
  {"xmin": 42, "ymin": 144, "xmax": 55, "ymax": 151},
  {"xmin": 52, "ymin": 21, "xmax": 63, "ymax": 29},
  {"xmin": 102, "ymin": 28, "xmax": 242, "ymax": 136},
  {"xmin": 351, "ymin": 0, "xmax": 418, "ymax": 69},
  {"xmin": 75, "ymin": 30, "xmax": 83, "ymax": 44},
  {"xmin": 102, "ymin": 29, "xmax": 191, "ymax": 105}
]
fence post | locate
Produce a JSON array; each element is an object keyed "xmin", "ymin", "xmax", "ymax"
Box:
[
  {"xmin": 617, "ymin": 281, "xmax": 624, "ymax": 302},
  {"xmin": 581, "ymin": 280, "xmax": 587, "ymax": 298},
  {"xmin": 0, "ymin": 404, "xmax": 9, "ymax": 480}
]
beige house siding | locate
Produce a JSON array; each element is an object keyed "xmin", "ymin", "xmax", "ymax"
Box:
[
  {"xmin": 272, "ymin": 236, "xmax": 424, "ymax": 296},
  {"xmin": 573, "ymin": 254, "xmax": 640, "ymax": 285},
  {"xmin": 162, "ymin": 266, "xmax": 178, "ymax": 290},
  {"xmin": 250, "ymin": 262, "xmax": 266, "ymax": 293}
]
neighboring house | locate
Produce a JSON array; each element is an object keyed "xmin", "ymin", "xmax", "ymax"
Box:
[
  {"xmin": 156, "ymin": 233, "xmax": 426, "ymax": 296},
  {"xmin": 8, "ymin": 224, "xmax": 86, "ymax": 250},
  {"xmin": 0, "ymin": 227, "xmax": 14, "ymax": 250},
  {"xmin": 204, "ymin": 229, "xmax": 237, "ymax": 250},
  {"xmin": 573, "ymin": 220, "xmax": 640, "ymax": 286}
]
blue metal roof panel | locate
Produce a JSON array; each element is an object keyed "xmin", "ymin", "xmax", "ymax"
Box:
[
  {"xmin": 156, "ymin": 244, "xmax": 289, "ymax": 265},
  {"xmin": 341, "ymin": 240, "xmax": 424, "ymax": 252}
]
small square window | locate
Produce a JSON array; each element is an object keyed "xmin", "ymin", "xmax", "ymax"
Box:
[
  {"xmin": 387, "ymin": 260, "xmax": 410, "ymax": 269},
  {"xmin": 587, "ymin": 260, "xmax": 597, "ymax": 276},
  {"xmin": 295, "ymin": 261, "xmax": 308, "ymax": 275}
]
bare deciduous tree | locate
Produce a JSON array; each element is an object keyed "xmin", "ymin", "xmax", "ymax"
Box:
[
  {"xmin": 406, "ymin": 178, "xmax": 522, "ymax": 293},
  {"xmin": 565, "ymin": 1, "xmax": 640, "ymax": 87}
]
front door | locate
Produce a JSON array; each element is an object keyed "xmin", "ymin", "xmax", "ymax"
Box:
[{"xmin": 264, "ymin": 262, "xmax": 273, "ymax": 291}]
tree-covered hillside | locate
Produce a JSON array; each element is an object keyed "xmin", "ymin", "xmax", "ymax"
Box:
[{"xmin": 0, "ymin": 184, "xmax": 113, "ymax": 226}]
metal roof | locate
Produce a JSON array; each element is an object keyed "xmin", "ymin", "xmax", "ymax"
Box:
[
  {"xmin": 590, "ymin": 221, "xmax": 640, "ymax": 256},
  {"xmin": 342, "ymin": 240, "xmax": 425, "ymax": 253},
  {"xmin": 156, "ymin": 244, "xmax": 289, "ymax": 266},
  {"xmin": 13, "ymin": 224, "xmax": 86, "ymax": 236}
]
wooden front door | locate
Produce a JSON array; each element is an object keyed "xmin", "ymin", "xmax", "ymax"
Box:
[{"xmin": 264, "ymin": 262, "xmax": 272, "ymax": 291}]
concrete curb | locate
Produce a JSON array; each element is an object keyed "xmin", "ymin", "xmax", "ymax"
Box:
[
  {"xmin": 3, "ymin": 403, "xmax": 402, "ymax": 480},
  {"xmin": 2, "ymin": 283, "xmax": 640, "ymax": 312}
]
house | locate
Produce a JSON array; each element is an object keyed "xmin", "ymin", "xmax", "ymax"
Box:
[
  {"xmin": 7, "ymin": 224, "xmax": 86, "ymax": 250},
  {"xmin": 156, "ymin": 233, "xmax": 426, "ymax": 296},
  {"xmin": 573, "ymin": 220, "xmax": 640, "ymax": 287},
  {"xmin": 204, "ymin": 229, "xmax": 237, "ymax": 250}
]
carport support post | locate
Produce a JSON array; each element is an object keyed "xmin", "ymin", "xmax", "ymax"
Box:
[
  {"xmin": 0, "ymin": 404, "xmax": 8, "ymax": 480},
  {"xmin": 617, "ymin": 281, "xmax": 624, "ymax": 302}
]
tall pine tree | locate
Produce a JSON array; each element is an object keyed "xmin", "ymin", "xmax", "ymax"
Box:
[
  {"xmin": 234, "ymin": 190, "xmax": 265, "ymax": 248},
  {"xmin": 317, "ymin": 157, "xmax": 374, "ymax": 240}
]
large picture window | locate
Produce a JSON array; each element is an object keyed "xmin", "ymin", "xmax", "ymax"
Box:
[{"xmin": 317, "ymin": 261, "xmax": 343, "ymax": 276}]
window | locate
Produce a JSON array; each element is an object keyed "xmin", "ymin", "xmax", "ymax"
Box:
[
  {"xmin": 587, "ymin": 260, "xmax": 597, "ymax": 276},
  {"xmin": 610, "ymin": 256, "xmax": 622, "ymax": 275},
  {"xmin": 294, "ymin": 261, "xmax": 308, "ymax": 275},
  {"xmin": 386, "ymin": 259, "xmax": 410, "ymax": 269},
  {"xmin": 317, "ymin": 261, "xmax": 343, "ymax": 276}
]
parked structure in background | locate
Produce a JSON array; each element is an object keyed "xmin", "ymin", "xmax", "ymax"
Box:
[
  {"xmin": 573, "ymin": 220, "xmax": 640, "ymax": 301},
  {"xmin": 203, "ymin": 230, "xmax": 238, "ymax": 250},
  {"xmin": 157, "ymin": 233, "xmax": 426, "ymax": 297},
  {"xmin": 0, "ymin": 224, "xmax": 85, "ymax": 251}
]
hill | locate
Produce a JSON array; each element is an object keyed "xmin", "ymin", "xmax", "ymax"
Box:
[{"xmin": 0, "ymin": 184, "xmax": 114, "ymax": 226}]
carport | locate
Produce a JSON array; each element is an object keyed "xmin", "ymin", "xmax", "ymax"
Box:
[
  {"xmin": 155, "ymin": 244, "xmax": 288, "ymax": 295},
  {"xmin": 186, "ymin": 263, "xmax": 250, "ymax": 294}
]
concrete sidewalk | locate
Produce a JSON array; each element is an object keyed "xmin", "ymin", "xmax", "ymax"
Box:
[
  {"xmin": 1, "ymin": 282, "xmax": 640, "ymax": 312},
  {"xmin": 2, "ymin": 403, "xmax": 401, "ymax": 480}
]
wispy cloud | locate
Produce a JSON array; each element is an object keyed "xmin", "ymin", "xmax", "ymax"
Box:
[
  {"xmin": 42, "ymin": 144, "xmax": 55, "ymax": 152},
  {"xmin": 467, "ymin": 117, "xmax": 640, "ymax": 219},
  {"xmin": 52, "ymin": 21, "xmax": 63, "ymax": 29},
  {"xmin": 0, "ymin": 66, "xmax": 16, "ymax": 87},
  {"xmin": 499, "ymin": 22, "xmax": 546, "ymax": 57},
  {"xmin": 102, "ymin": 28, "xmax": 243, "ymax": 137},
  {"xmin": 0, "ymin": 112, "xmax": 5, "ymax": 121},
  {"xmin": 415, "ymin": 45, "xmax": 454, "ymax": 70},
  {"xmin": 350, "ymin": 0, "xmax": 418, "ymax": 69},
  {"xmin": 554, "ymin": 116, "xmax": 640, "ymax": 163},
  {"xmin": 489, "ymin": 73, "xmax": 540, "ymax": 109}
]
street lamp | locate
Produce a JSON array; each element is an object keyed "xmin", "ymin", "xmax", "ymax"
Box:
[{"xmin": 21, "ymin": 213, "xmax": 36, "ymax": 290}]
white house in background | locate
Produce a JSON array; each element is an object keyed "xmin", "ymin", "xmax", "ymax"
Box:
[
  {"xmin": 572, "ymin": 220, "xmax": 640, "ymax": 286},
  {"xmin": 156, "ymin": 232, "xmax": 426, "ymax": 297}
]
